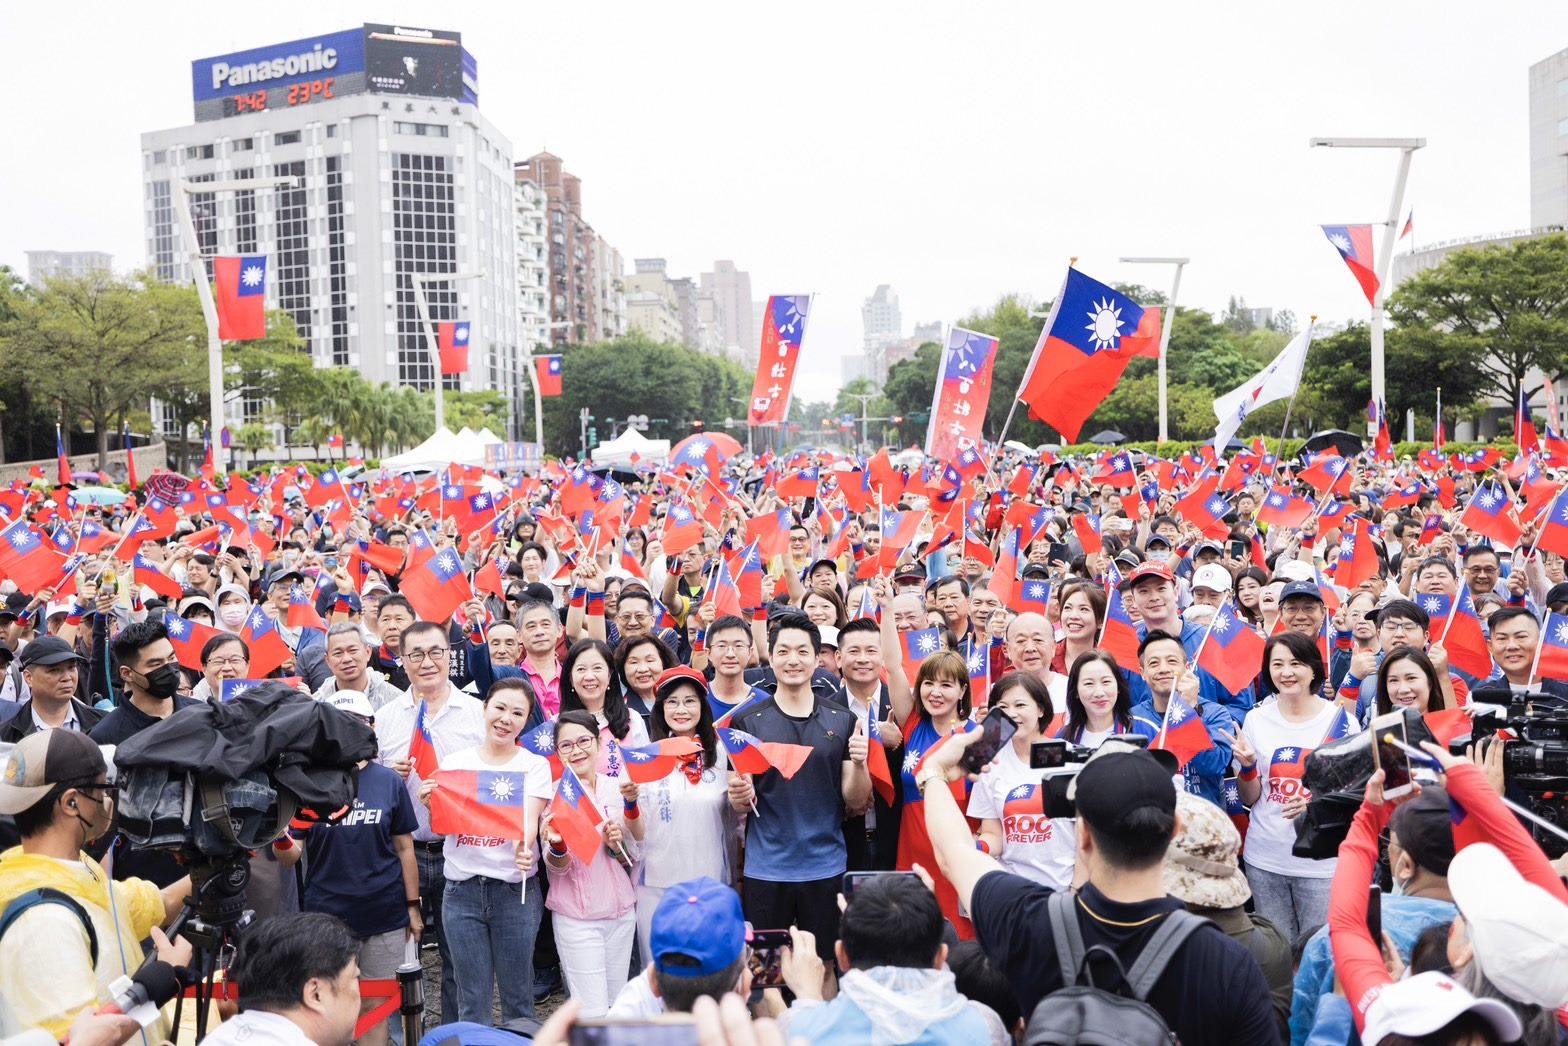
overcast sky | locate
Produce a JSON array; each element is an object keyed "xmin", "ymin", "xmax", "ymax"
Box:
[{"xmin": 4, "ymin": 3, "xmax": 1566, "ymax": 403}]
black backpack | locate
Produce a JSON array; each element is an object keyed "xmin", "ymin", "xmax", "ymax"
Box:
[{"xmin": 1027, "ymin": 891, "xmax": 1205, "ymax": 1045}]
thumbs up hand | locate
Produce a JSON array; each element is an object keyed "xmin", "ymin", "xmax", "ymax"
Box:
[{"xmin": 847, "ymin": 718, "xmax": 868, "ymax": 766}]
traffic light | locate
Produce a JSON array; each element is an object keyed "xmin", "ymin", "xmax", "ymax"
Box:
[
  {"xmin": 587, "ymin": 426, "xmax": 598, "ymax": 448},
  {"xmin": 891, "ymin": 415, "xmax": 903, "ymax": 424}
]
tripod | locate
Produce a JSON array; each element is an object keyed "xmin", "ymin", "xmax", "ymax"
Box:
[{"xmin": 166, "ymin": 855, "xmax": 254, "ymax": 1041}]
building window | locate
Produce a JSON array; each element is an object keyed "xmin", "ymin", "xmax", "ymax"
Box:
[
  {"xmin": 185, "ymin": 144, "xmax": 214, "ymax": 160},
  {"xmin": 274, "ymin": 131, "xmax": 302, "ymax": 146},
  {"xmin": 233, "ymin": 168, "xmax": 257, "ymax": 255},
  {"xmin": 325, "ymin": 125, "xmax": 337, "ymax": 138},
  {"xmin": 392, "ymin": 122, "xmax": 449, "ymax": 138},
  {"xmin": 273, "ymin": 161, "xmax": 312, "ymax": 345},
  {"xmin": 150, "ymin": 180, "xmax": 176, "ymax": 282},
  {"xmin": 233, "ymin": 137, "xmax": 254, "ymax": 152},
  {"xmin": 188, "ymin": 173, "xmax": 217, "ymax": 281},
  {"xmin": 325, "ymin": 156, "xmax": 351, "ymax": 368},
  {"xmin": 151, "ymin": 150, "xmax": 167, "ymax": 165},
  {"xmin": 392, "ymin": 152, "xmax": 457, "ymax": 390}
]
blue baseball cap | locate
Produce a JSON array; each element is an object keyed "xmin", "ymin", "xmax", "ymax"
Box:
[{"xmin": 650, "ymin": 876, "xmax": 747, "ymax": 977}]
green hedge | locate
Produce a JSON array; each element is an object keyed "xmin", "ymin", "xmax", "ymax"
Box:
[{"xmin": 1055, "ymin": 438, "xmax": 1510, "ymax": 460}]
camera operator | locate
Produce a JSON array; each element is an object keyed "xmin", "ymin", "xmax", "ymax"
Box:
[
  {"xmin": 200, "ymin": 913, "xmax": 362, "ymax": 1046},
  {"xmin": 0, "ymin": 731, "xmax": 192, "ymax": 1041}
]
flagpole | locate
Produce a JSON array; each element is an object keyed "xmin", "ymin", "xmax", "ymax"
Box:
[{"xmin": 990, "ymin": 261, "xmax": 1076, "ymax": 488}]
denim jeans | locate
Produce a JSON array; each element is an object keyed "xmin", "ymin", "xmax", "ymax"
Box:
[
  {"xmin": 1245, "ymin": 865, "xmax": 1333, "ymax": 940},
  {"xmin": 415, "ymin": 844, "xmax": 457, "ymax": 1023},
  {"xmin": 442, "ymin": 874, "xmax": 544, "ymax": 1024}
]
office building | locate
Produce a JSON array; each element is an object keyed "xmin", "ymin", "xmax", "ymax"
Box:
[
  {"xmin": 25, "ymin": 250, "xmax": 113, "ymax": 286},
  {"xmin": 142, "ymin": 24, "xmax": 526, "ymax": 436},
  {"xmin": 514, "ymin": 175, "xmax": 550, "ymax": 364},
  {"xmin": 625, "ymin": 259, "xmax": 684, "ymax": 344},
  {"xmin": 514, "ymin": 151, "xmax": 623, "ymax": 346},
  {"xmin": 1530, "ymin": 47, "xmax": 1568, "ymax": 228},
  {"xmin": 701, "ymin": 261, "xmax": 754, "ymax": 357},
  {"xmin": 862, "ymin": 284, "xmax": 902, "ymax": 350}
]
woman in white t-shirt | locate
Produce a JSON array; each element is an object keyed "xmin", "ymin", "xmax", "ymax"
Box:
[
  {"xmin": 967, "ymin": 672, "xmax": 1077, "ymax": 890},
  {"xmin": 417, "ymin": 678, "xmax": 552, "ymax": 1024},
  {"xmin": 630, "ymin": 666, "xmax": 738, "ymax": 957},
  {"xmin": 1229, "ymin": 631, "xmax": 1355, "ymax": 939},
  {"xmin": 1057, "ymin": 650, "xmax": 1136, "ymax": 747}
]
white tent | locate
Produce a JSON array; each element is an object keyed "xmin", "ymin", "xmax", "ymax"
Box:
[
  {"xmin": 381, "ymin": 427, "xmax": 474, "ymax": 472},
  {"xmin": 591, "ymin": 427, "xmax": 669, "ymax": 467}
]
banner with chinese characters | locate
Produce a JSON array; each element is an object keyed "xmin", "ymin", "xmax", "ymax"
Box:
[
  {"xmin": 748, "ymin": 295, "xmax": 813, "ymax": 427},
  {"xmin": 925, "ymin": 326, "xmax": 998, "ymax": 460}
]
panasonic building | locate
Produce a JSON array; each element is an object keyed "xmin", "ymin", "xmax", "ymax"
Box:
[{"xmin": 141, "ymin": 24, "xmax": 526, "ymax": 439}]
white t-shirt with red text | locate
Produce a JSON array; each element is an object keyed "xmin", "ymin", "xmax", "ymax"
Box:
[
  {"xmin": 1240, "ymin": 698, "xmax": 1355, "ymax": 878},
  {"xmin": 966, "ymin": 742, "xmax": 1076, "ymax": 890}
]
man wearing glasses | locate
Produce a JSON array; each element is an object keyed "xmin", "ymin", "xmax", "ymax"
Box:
[
  {"xmin": 1335, "ymin": 599, "xmax": 1469, "ymax": 725},
  {"xmin": 373, "ymin": 620, "xmax": 484, "ymax": 1023},
  {"xmin": 0, "ymin": 730, "xmax": 193, "ymax": 1042}
]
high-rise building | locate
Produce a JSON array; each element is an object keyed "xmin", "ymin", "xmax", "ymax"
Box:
[
  {"xmin": 1530, "ymin": 47, "xmax": 1568, "ymax": 228},
  {"xmin": 700, "ymin": 260, "xmax": 754, "ymax": 357},
  {"xmin": 515, "ymin": 151, "xmax": 622, "ymax": 346},
  {"xmin": 862, "ymin": 284, "xmax": 902, "ymax": 350},
  {"xmin": 141, "ymin": 25, "xmax": 524, "ymax": 435},
  {"xmin": 25, "ymin": 250, "xmax": 113, "ymax": 286},
  {"xmin": 513, "ymin": 175, "xmax": 549, "ymax": 365},
  {"xmin": 624, "ymin": 258, "xmax": 683, "ymax": 344}
]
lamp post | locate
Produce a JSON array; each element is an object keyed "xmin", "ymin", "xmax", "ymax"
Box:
[
  {"xmin": 174, "ymin": 175, "xmax": 297, "ymax": 473},
  {"xmin": 1308, "ymin": 136, "xmax": 1425, "ymax": 431},
  {"xmin": 412, "ymin": 271, "xmax": 485, "ymax": 433},
  {"xmin": 1118, "ymin": 256, "xmax": 1189, "ymax": 444}
]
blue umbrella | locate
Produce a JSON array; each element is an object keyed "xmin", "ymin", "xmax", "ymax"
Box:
[{"xmin": 69, "ymin": 486, "xmax": 127, "ymax": 506}]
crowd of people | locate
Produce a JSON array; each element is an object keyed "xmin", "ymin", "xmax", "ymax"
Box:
[{"xmin": 0, "ymin": 435, "xmax": 1566, "ymax": 1045}]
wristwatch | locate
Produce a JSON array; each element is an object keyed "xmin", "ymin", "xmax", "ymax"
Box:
[{"xmin": 915, "ymin": 766, "xmax": 949, "ymax": 794}]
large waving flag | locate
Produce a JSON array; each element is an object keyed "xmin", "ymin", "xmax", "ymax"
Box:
[
  {"xmin": 535, "ymin": 354, "xmax": 563, "ymax": 396},
  {"xmin": 430, "ymin": 769, "xmax": 529, "ymax": 840},
  {"xmin": 1016, "ymin": 268, "xmax": 1161, "ymax": 442},
  {"xmin": 1196, "ymin": 601, "xmax": 1265, "ymax": 695},
  {"xmin": 400, "ymin": 546, "xmax": 474, "ymax": 624},
  {"xmin": 718, "ymin": 727, "xmax": 812, "ymax": 780},
  {"xmin": 1151, "ymin": 692, "xmax": 1213, "ymax": 769},
  {"xmin": 214, "ymin": 255, "xmax": 267, "ymax": 340},
  {"xmin": 1321, "ymin": 224, "xmax": 1379, "ymax": 305},
  {"xmin": 1212, "ymin": 324, "xmax": 1314, "ymax": 450},
  {"xmin": 926, "ymin": 327, "xmax": 999, "ymax": 461},
  {"xmin": 747, "ymin": 295, "xmax": 812, "ymax": 426},
  {"xmin": 549, "ymin": 765, "xmax": 606, "ymax": 864},
  {"xmin": 1459, "ymin": 482, "xmax": 1521, "ymax": 547},
  {"xmin": 436, "ymin": 321, "xmax": 471, "ymax": 376},
  {"xmin": 618, "ymin": 737, "xmax": 704, "ymax": 784}
]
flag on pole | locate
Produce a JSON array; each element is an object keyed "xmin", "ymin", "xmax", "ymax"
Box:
[
  {"xmin": 1195, "ymin": 601, "xmax": 1265, "ymax": 695},
  {"xmin": 55, "ymin": 426, "xmax": 70, "ymax": 487},
  {"xmin": 1212, "ymin": 324, "xmax": 1314, "ymax": 450},
  {"xmin": 925, "ymin": 327, "xmax": 999, "ymax": 461},
  {"xmin": 549, "ymin": 765, "xmax": 606, "ymax": 863},
  {"xmin": 437, "ymin": 321, "xmax": 471, "ymax": 376},
  {"xmin": 430, "ymin": 770, "xmax": 530, "ymax": 839},
  {"xmin": 718, "ymin": 728, "xmax": 812, "ymax": 779},
  {"xmin": 1016, "ymin": 268, "xmax": 1161, "ymax": 442},
  {"xmin": 1515, "ymin": 385, "xmax": 1539, "ymax": 452},
  {"xmin": 123, "ymin": 422, "xmax": 139, "ymax": 489},
  {"xmin": 1150, "ymin": 692, "xmax": 1214, "ymax": 769},
  {"xmin": 1399, "ymin": 210, "xmax": 1414, "ymax": 241},
  {"xmin": 535, "ymin": 355, "xmax": 563, "ymax": 396},
  {"xmin": 1434, "ymin": 388, "xmax": 1446, "ymax": 450},
  {"xmin": 407, "ymin": 701, "xmax": 441, "ymax": 781},
  {"xmin": 1320, "ymin": 225, "xmax": 1380, "ymax": 305},
  {"xmin": 214, "ymin": 255, "xmax": 268, "ymax": 340},
  {"xmin": 747, "ymin": 295, "xmax": 812, "ymax": 426}
]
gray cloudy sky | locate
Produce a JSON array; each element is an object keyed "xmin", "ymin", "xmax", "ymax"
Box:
[{"xmin": 3, "ymin": 3, "xmax": 1565, "ymax": 402}]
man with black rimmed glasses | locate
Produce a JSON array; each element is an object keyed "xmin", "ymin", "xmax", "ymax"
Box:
[{"xmin": 373, "ymin": 620, "xmax": 483, "ymax": 1023}]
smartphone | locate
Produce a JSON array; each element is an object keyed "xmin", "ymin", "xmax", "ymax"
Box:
[
  {"xmin": 960, "ymin": 707, "xmax": 1019, "ymax": 774},
  {"xmin": 1370, "ymin": 710, "xmax": 1415, "ymax": 800},
  {"xmin": 1366, "ymin": 883, "xmax": 1382, "ymax": 944},
  {"xmin": 1229, "ymin": 539, "xmax": 1249, "ymax": 559},
  {"xmin": 568, "ymin": 1017, "xmax": 697, "ymax": 1046},
  {"xmin": 323, "ymin": 555, "xmax": 337, "ymax": 570},
  {"xmin": 841, "ymin": 870, "xmax": 919, "ymax": 897},
  {"xmin": 746, "ymin": 929, "xmax": 791, "ymax": 988},
  {"xmin": 1031, "ymin": 739, "xmax": 1068, "ymax": 770}
]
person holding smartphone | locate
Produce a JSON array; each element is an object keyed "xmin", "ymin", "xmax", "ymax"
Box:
[
  {"xmin": 966, "ymin": 673, "xmax": 1076, "ymax": 890},
  {"xmin": 1228, "ymin": 632, "xmax": 1355, "ymax": 938}
]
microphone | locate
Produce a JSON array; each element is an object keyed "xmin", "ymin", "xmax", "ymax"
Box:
[{"xmin": 93, "ymin": 960, "xmax": 183, "ymax": 1026}]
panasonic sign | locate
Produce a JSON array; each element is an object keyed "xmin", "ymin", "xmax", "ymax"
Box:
[{"xmin": 192, "ymin": 29, "xmax": 366, "ymax": 102}]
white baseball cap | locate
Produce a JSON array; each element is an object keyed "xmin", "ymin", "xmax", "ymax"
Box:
[
  {"xmin": 1274, "ymin": 559, "xmax": 1315, "ymax": 583},
  {"xmin": 325, "ymin": 689, "xmax": 374, "ymax": 719},
  {"xmin": 1191, "ymin": 564, "xmax": 1232, "ymax": 593},
  {"xmin": 1448, "ymin": 841, "xmax": 1568, "ymax": 1009},
  {"xmin": 1361, "ymin": 971, "xmax": 1520, "ymax": 1046}
]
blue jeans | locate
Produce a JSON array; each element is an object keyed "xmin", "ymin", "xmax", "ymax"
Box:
[
  {"xmin": 1245, "ymin": 865, "xmax": 1333, "ymax": 940},
  {"xmin": 442, "ymin": 874, "xmax": 544, "ymax": 1024},
  {"xmin": 415, "ymin": 844, "xmax": 457, "ymax": 1024}
]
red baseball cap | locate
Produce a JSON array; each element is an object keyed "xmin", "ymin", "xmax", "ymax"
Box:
[{"xmin": 1126, "ymin": 561, "xmax": 1176, "ymax": 588}]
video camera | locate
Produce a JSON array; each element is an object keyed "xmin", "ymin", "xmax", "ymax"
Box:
[
  {"xmin": 1453, "ymin": 690, "xmax": 1568, "ymax": 857},
  {"xmin": 1030, "ymin": 735, "xmax": 1161, "ymax": 819}
]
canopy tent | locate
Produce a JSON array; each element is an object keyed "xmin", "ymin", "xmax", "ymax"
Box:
[
  {"xmin": 591, "ymin": 427, "xmax": 669, "ymax": 467},
  {"xmin": 380, "ymin": 427, "xmax": 493, "ymax": 472}
]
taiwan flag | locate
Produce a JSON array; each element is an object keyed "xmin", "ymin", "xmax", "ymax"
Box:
[
  {"xmin": 1420, "ymin": 589, "xmax": 1492, "ymax": 680},
  {"xmin": 401, "ymin": 547, "xmax": 474, "ymax": 624},
  {"xmin": 1321, "ymin": 224, "xmax": 1379, "ymax": 306},
  {"xmin": 287, "ymin": 585, "xmax": 327, "ymax": 632},
  {"xmin": 864, "ymin": 697, "xmax": 896, "ymax": 806},
  {"xmin": 437, "ymin": 321, "xmax": 471, "ymax": 376},
  {"xmin": 1011, "ymin": 576, "xmax": 1053, "ymax": 617},
  {"xmin": 718, "ymin": 727, "xmax": 813, "ymax": 780},
  {"xmin": 1222, "ymin": 777, "xmax": 1249, "ymax": 844},
  {"xmin": 214, "ymin": 255, "xmax": 267, "ymax": 340},
  {"xmin": 1151, "ymin": 692, "xmax": 1213, "ymax": 769},
  {"xmin": 1334, "ymin": 516, "xmax": 1380, "ymax": 592},
  {"xmin": 407, "ymin": 700, "xmax": 441, "ymax": 781},
  {"xmin": 1017, "ymin": 268, "xmax": 1161, "ymax": 442},
  {"xmin": 536, "ymin": 354, "xmax": 563, "ymax": 396},
  {"xmin": 430, "ymin": 769, "xmax": 530, "ymax": 840},
  {"xmin": 1071, "ymin": 513, "xmax": 1103, "ymax": 557},
  {"xmin": 1537, "ymin": 489, "xmax": 1568, "ymax": 558},
  {"xmin": 1256, "ymin": 486, "xmax": 1314, "ymax": 529},
  {"xmin": 711, "ymin": 686, "xmax": 769, "ymax": 728},
  {"xmin": 131, "ymin": 554, "xmax": 184, "ymax": 601},
  {"xmin": 1196, "ymin": 602, "xmax": 1265, "ymax": 695},
  {"xmin": 1459, "ymin": 483, "xmax": 1521, "ymax": 547},
  {"xmin": 777, "ymin": 466, "xmax": 821, "ymax": 500},
  {"xmin": 519, "ymin": 720, "xmax": 563, "ymax": 779},
  {"xmin": 618, "ymin": 737, "xmax": 703, "ymax": 784},
  {"xmin": 901, "ymin": 626, "xmax": 944, "ymax": 684},
  {"xmin": 161, "ymin": 612, "xmax": 223, "ymax": 672},
  {"xmin": 0, "ymin": 520, "xmax": 66, "ymax": 592},
  {"xmin": 1536, "ymin": 611, "xmax": 1568, "ymax": 680},
  {"xmin": 1099, "ymin": 587, "xmax": 1143, "ymax": 672},
  {"xmin": 549, "ymin": 765, "xmax": 606, "ymax": 864},
  {"xmin": 240, "ymin": 606, "xmax": 293, "ymax": 677}
]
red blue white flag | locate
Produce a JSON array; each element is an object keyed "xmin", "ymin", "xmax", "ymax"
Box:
[
  {"xmin": 1321, "ymin": 224, "xmax": 1379, "ymax": 305},
  {"xmin": 214, "ymin": 255, "xmax": 267, "ymax": 340},
  {"xmin": 748, "ymin": 295, "xmax": 812, "ymax": 426},
  {"xmin": 925, "ymin": 327, "xmax": 998, "ymax": 461}
]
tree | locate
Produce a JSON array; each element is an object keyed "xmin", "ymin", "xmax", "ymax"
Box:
[
  {"xmin": 0, "ymin": 271, "xmax": 206, "ymax": 467},
  {"xmin": 1390, "ymin": 234, "xmax": 1568, "ymax": 410},
  {"xmin": 442, "ymin": 390, "xmax": 508, "ymax": 433},
  {"xmin": 234, "ymin": 423, "xmax": 273, "ymax": 468}
]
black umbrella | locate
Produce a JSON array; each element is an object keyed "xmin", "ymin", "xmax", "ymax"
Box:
[
  {"xmin": 1301, "ymin": 430, "xmax": 1365, "ymax": 458},
  {"xmin": 1088, "ymin": 430, "xmax": 1127, "ymax": 445}
]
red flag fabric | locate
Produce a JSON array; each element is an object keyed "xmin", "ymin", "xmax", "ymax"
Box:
[
  {"xmin": 161, "ymin": 612, "xmax": 224, "ymax": 672},
  {"xmin": 1071, "ymin": 513, "xmax": 1103, "ymax": 557},
  {"xmin": 1256, "ymin": 486, "xmax": 1314, "ymax": 529},
  {"xmin": 429, "ymin": 769, "xmax": 530, "ymax": 840},
  {"xmin": 240, "ymin": 607, "xmax": 293, "ymax": 677},
  {"xmin": 437, "ymin": 321, "xmax": 471, "ymax": 376},
  {"xmin": 535, "ymin": 354, "xmax": 563, "ymax": 396},
  {"xmin": 287, "ymin": 586, "xmax": 327, "ymax": 632},
  {"xmin": 1426, "ymin": 588, "xmax": 1493, "ymax": 680},
  {"xmin": 1334, "ymin": 516, "xmax": 1379, "ymax": 591},
  {"xmin": 549, "ymin": 765, "xmax": 606, "ymax": 864},
  {"xmin": 718, "ymin": 727, "xmax": 812, "ymax": 779},
  {"xmin": 400, "ymin": 547, "xmax": 474, "ymax": 624},
  {"xmin": 863, "ymin": 697, "xmax": 895, "ymax": 807},
  {"xmin": 661, "ymin": 504, "xmax": 705, "ymax": 557},
  {"xmin": 616, "ymin": 737, "xmax": 703, "ymax": 784},
  {"xmin": 55, "ymin": 429, "xmax": 70, "ymax": 488},
  {"xmin": 1537, "ymin": 489, "xmax": 1568, "ymax": 558},
  {"xmin": 900, "ymin": 626, "xmax": 944, "ymax": 686},
  {"xmin": 747, "ymin": 295, "xmax": 811, "ymax": 426},
  {"xmin": 407, "ymin": 701, "xmax": 441, "ymax": 782},
  {"xmin": 131, "ymin": 554, "xmax": 184, "ymax": 601},
  {"xmin": 1320, "ymin": 225, "xmax": 1379, "ymax": 306},
  {"xmin": 1459, "ymin": 483, "xmax": 1522, "ymax": 547},
  {"xmin": 926, "ymin": 328, "xmax": 999, "ymax": 461},
  {"xmin": 1017, "ymin": 269, "xmax": 1160, "ymax": 442},
  {"xmin": 1150, "ymin": 693, "xmax": 1214, "ymax": 769},
  {"xmin": 213, "ymin": 255, "xmax": 268, "ymax": 340},
  {"xmin": 0, "ymin": 520, "xmax": 66, "ymax": 592},
  {"xmin": 1099, "ymin": 587, "xmax": 1143, "ymax": 672},
  {"xmin": 1195, "ymin": 602, "xmax": 1266, "ymax": 696}
]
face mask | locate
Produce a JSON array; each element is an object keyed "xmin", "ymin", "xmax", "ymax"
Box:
[
  {"xmin": 1390, "ymin": 874, "xmax": 1408, "ymax": 897},
  {"xmin": 140, "ymin": 663, "xmax": 182, "ymax": 699},
  {"xmin": 1150, "ymin": 550, "xmax": 1171, "ymax": 563},
  {"xmin": 219, "ymin": 605, "xmax": 249, "ymax": 628}
]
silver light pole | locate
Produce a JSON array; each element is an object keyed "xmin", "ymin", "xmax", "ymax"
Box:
[{"xmin": 1119, "ymin": 256, "xmax": 1189, "ymax": 444}]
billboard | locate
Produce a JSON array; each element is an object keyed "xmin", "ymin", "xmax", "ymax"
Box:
[{"xmin": 192, "ymin": 24, "xmax": 475, "ymax": 121}]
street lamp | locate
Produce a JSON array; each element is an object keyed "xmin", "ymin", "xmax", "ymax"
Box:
[
  {"xmin": 411, "ymin": 271, "xmax": 485, "ymax": 433},
  {"xmin": 521, "ymin": 320, "xmax": 573, "ymax": 446},
  {"xmin": 1308, "ymin": 136, "xmax": 1426, "ymax": 427},
  {"xmin": 174, "ymin": 175, "xmax": 298, "ymax": 472},
  {"xmin": 1119, "ymin": 256, "xmax": 1189, "ymax": 444}
]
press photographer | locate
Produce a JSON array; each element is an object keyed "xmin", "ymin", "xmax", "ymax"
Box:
[{"xmin": 0, "ymin": 730, "xmax": 192, "ymax": 1042}]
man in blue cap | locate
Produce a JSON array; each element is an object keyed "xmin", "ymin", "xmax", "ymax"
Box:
[{"xmin": 607, "ymin": 876, "xmax": 753, "ymax": 1019}]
